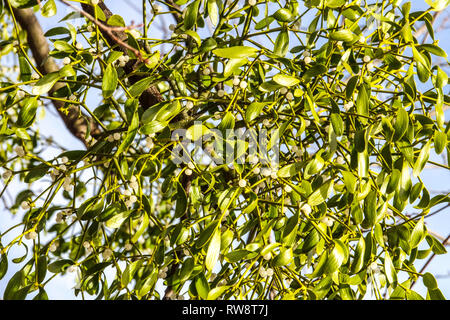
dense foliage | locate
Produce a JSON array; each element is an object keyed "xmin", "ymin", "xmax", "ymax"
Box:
[{"xmin": 0, "ymin": 0, "xmax": 449, "ymax": 300}]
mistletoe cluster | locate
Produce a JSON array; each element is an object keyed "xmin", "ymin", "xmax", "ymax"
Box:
[{"xmin": 0, "ymin": 0, "xmax": 449, "ymax": 300}]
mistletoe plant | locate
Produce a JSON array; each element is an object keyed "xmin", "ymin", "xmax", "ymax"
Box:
[{"xmin": 0, "ymin": 0, "xmax": 449, "ymax": 300}]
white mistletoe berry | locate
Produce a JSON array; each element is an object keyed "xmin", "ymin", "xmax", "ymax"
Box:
[
  {"xmin": 286, "ymin": 92, "xmax": 294, "ymax": 101},
  {"xmin": 304, "ymin": 56, "xmax": 312, "ymax": 64},
  {"xmin": 102, "ymin": 248, "xmax": 113, "ymax": 260},
  {"xmin": 2, "ymin": 169, "xmax": 12, "ymax": 180},
  {"xmin": 21, "ymin": 201, "xmax": 30, "ymax": 210},
  {"xmin": 363, "ymin": 55, "xmax": 371, "ymax": 63},
  {"xmin": 186, "ymin": 101, "xmax": 194, "ymax": 110},
  {"xmin": 232, "ymin": 76, "xmax": 240, "ymax": 86},
  {"xmin": 62, "ymin": 57, "xmax": 71, "ymax": 65},
  {"xmin": 25, "ymin": 230, "xmax": 37, "ymax": 240},
  {"xmin": 238, "ymin": 179, "xmax": 247, "ymax": 188},
  {"xmin": 239, "ymin": 80, "xmax": 248, "ymax": 89},
  {"xmin": 113, "ymin": 132, "xmax": 121, "ymax": 141},
  {"xmin": 248, "ymin": 0, "xmax": 257, "ymax": 6},
  {"xmin": 185, "ymin": 168, "xmax": 193, "ymax": 176},
  {"xmin": 14, "ymin": 146, "xmax": 26, "ymax": 157},
  {"xmin": 124, "ymin": 242, "xmax": 133, "ymax": 251},
  {"xmin": 300, "ymin": 203, "xmax": 312, "ymax": 215}
]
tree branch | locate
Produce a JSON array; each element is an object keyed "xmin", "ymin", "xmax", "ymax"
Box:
[
  {"xmin": 74, "ymin": 0, "xmax": 164, "ymax": 111},
  {"xmin": 11, "ymin": 6, "xmax": 101, "ymax": 147}
]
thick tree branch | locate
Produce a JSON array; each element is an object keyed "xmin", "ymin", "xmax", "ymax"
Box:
[
  {"xmin": 76, "ymin": 0, "xmax": 164, "ymax": 111},
  {"xmin": 11, "ymin": 7, "xmax": 101, "ymax": 147}
]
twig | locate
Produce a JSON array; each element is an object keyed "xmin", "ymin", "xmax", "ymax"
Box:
[{"xmin": 59, "ymin": 0, "xmax": 151, "ymax": 65}]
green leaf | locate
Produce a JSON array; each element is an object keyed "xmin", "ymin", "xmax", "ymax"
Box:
[
  {"xmin": 413, "ymin": 140, "xmax": 432, "ymax": 177},
  {"xmin": 346, "ymin": 76, "xmax": 358, "ymax": 100},
  {"xmin": 9, "ymin": 0, "xmax": 37, "ymax": 9},
  {"xmin": 330, "ymin": 113, "xmax": 344, "ymax": 136},
  {"xmin": 325, "ymin": 0, "xmax": 345, "ymax": 8},
  {"xmin": 272, "ymin": 247, "xmax": 293, "ymax": 267},
  {"xmin": 128, "ymin": 77, "xmax": 154, "ymax": 98},
  {"xmin": 362, "ymin": 190, "xmax": 377, "ymax": 228},
  {"xmin": 274, "ymin": 29, "xmax": 289, "ymax": 57},
  {"xmin": 423, "ymin": 272, "xmax": 438, "ymax": 290},
  {"xmin": 434, "ymin": 131, "xmax": 447, "ymax": 154},
  {"xmin": 107, "ymin": 14, "xmax": 126, "ymax": 27},
  {"xmin": 409, "ymin": 217, "xmax": 426, "ymax": 249},
  {"xmin": 393, "ymin": 107, "xmax": 408, "ymax": 141},
  {"xmin": 132, "ymin": 212, "xmax": 149, "ymax": 243},
  {"xmin": 330, "ymin": 29, "xmax": 357, "ymax": 42},
  {"xmin": 425, "ymin": 0, "xmax": 450, "ymax": 11},
  {"xmin": 105, "ymin": 210, "xmax": 131, "ymax": 229},
  {"xmin": 384, "ymin": 251, "xmax": 397, "ymax": 285},
  {"xmin": 17, "ymin": 97, "xmax": 38, "ymax": 128},
  {"xmin": 255, "ymin": 16, "xmax": 275, "ymax": 30},
  {"xmin": 213, "ymin": 46, "xmax": 258, "ymax": 59},
  {"xmin": 273, "ymin": 74, "xmax": 300, "ymax": 87},
  {"xmin": 205, "ymin": 229, "xmax": 221, "ymax": 271},
  {"xmin": 48, "ymin": 259, "xmax": 74, "ymax": 273},
  {"xmin": 219, "ymin": 111, "xmax": 235, "ymax": 130},
  {"xmin": 307, "ymin": 180, "xmax": 333, "ymax": 206},
  {"xmin": 121, "ymin": 260, "xmax": 142, "ymax": 287},
  {"xmin": 138, "ymin": 270, "xmax": 158, "ymax": 297},
  {"xmin": 184, "ymin": 0, "xmax": 200, "ymax": 30},
  {"xmin": 277, "ymin": 162, "xmax": 303, "ymax": 178},
  {"xmin": 179, "ymin": 257, "xmax": 195, "ymax": 282},
  {"xmin": 175, "ymin": 182, "xmax": 188, "ymax": 218},
  {"xmin": 356, "ymin": 84, "xmax": 369, "ymax": 124},
  {"xmin": 195, "ymin": 274, "xmax": 210, "ymax": 300},
  {"xmin": 19, "ymin": 55, "xmax": 31, "ymax": 81},
  {"xmin": 273, "ymin": 8, "xmax": 294, "ymax": 22},
  {"xmin": 184, "ymin": 30, "xmax": 201, "ymax": 46},
  {"xmin": 32, "ymin": 72, "xmax": 60, "ymax": 95},
  {"xmin": 3, "ymin": 270, "xmax": 24, "ymax": 300},
  {"xmin": 323, "ymin": 242, "xmax": 346, "ymax": 274},
  {"xmin": 41, "ymin": 0, "xmax": 56, "ymax": 17},
  {"xmin": 418, "ymin": 44, "xmax": 447, "ymax": 57},
  {"xmin": 207, "ymin": 286, "xmax": 229, "ymax": 300},
  {"xmin": 302, "ymin": 64, "xmax": 327, "ymax": 81},
  {"xmin": 428, "ymin": 288, "xmax": 446, "ymax": 300},
  {"xmin": 33, "ymin": 288, "xmax": 49, "ymax": 300},
  {"xmin": 196, "ymin": 220, "xmax": 220, "ymax": 249},
  {"xmin": 225, "ymin": 249, "xmax": 253, "ymax": 263},
  {"xmin": 53, "ymin": 40, "xmax": 74, "ymax": 53},
  {"xmin": 116, "ymin": 104, "xmax": 139, "ymax": 155},
  {"xmin": 207, "ymin": 0, "xmax": 219, "ymax": 26},
  {"xmin": 350, "ymin": 237, "xmax": 365, "ymax": 273},
  {"xmin": 102, "ymin": 64, "xmax": 118, "ymax": 98},
  {"xmin": 37, "ymin": 255, "xmax": 47, "ymax": 284},
  {"xmin": 224, "ymin": 58, "xmax": 248, "ymax": 77},
  {"xmin": 0, "ymin": 254, "xmax": 8, "ymax": 280},
  {"xmin": 245, "ymin": 102, "xmax": 266, "ymax": 122}
]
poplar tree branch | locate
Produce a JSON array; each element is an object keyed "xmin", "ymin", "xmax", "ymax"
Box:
[{"xmin": 10, "ymin": 6, "xmax": 101, "ymax": 147}]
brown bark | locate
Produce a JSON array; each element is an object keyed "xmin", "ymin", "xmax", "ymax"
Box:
[
  {"xmin": 79, "ymin": 1, "xmax": 163, "ymax": 111},
  {"xmin": 12, "ymin": 7, "xmax": 101, "ymax": 147}
]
